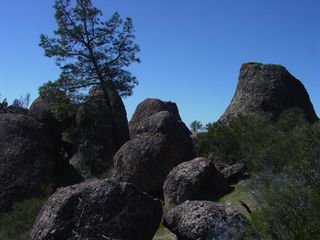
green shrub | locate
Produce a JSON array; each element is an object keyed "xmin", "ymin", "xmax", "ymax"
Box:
[
  {"xmin": 195, "ymin": 108, "xmax": 320, "ymax": 239},
  {"xmin": 0, "ymin": 197, "xmax": 46, "ymax": 240}
]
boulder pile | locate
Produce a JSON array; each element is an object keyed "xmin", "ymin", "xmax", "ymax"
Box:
[{"xmin": 113, "ymin": 99, "xmax": 194, "ymax": 196}]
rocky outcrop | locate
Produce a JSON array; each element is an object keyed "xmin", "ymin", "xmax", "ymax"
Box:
[
  {"xmin": 131, "ymin": 110, "xmax": 191, "ymax": 138},
  {"xmin": 29, "ymin": 96, "xmax": 82, "ymax": 187},
  {"xmin": 113, "ymin": 132, "xmax": 193, "ymax": 195},
  {"xmin": 88, "ymin": 85, "xmax": 129, "ymax": 147},
  {"xmin": 0, "ymin": 114, "xmax": 55, "ymax": 211},
  {"xmin": 70, "ymin": 86, "xmax": 129, "ymax": 179},
  {"xmin": 29, "ymin": 96, "xmax": 61, "ymax": 131},
  {"xmin": 30, "ymin": 179, "xmax": 162, "ymax": 240},
  {"xmin": 7, "ymin": 105, "xmax": 28, "ymax": 114},
  {"xmin": 164, "ymin": 201, "xmax": 247, "ymax": 240},
  {"xmin": 0, "ymin": 105, "xmax": 28, "ymax": 115},
  {"xmin": 129, "ymin": 98, "xmax": 181, "ymax": 137},
  {"xmin": 220, "ymin": 62, "xmax": 318, "ymax": 122},
  {"xmin": 220, "ymin": 163, "xmax": 247, "ymax": 183},
  {"xmin": 113, "ymin": 110, "xmax": 194, "ymax": 195},
  {"xmin": 163, "ymin": 157, "xmax": 228, "ymax": 206}
]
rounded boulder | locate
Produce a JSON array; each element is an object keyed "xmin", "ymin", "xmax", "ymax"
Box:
[
  {"xmin": 164, "ymin": 200, "xmax": 247, "ymax": 240},
  {"xmin": 163, "ymin": 157, "xmax": 229, "ymax": 206},
  {"xmin": 129, "ymin": 98, "xmax": 181, "ymax": 137},
  {"xmin": 30, "ymin": 179, "xmax": 162, "ymax": 240}
]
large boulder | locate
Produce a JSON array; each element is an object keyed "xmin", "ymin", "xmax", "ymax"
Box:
[
  {"xmin": 131, "ymin": 110, "xmax": 191, "ymax": 139},
  {"xmin": 113, "ymin": 132, "xmax": 194, "ymax": 196},
  {"xmin": 0, "ymin": 114, "xmax": 55, "ymax": 211},
  {"xmin": 129, "ymin": 98, "xmax": 181, "ymax": 137},
  {"xmin": 220, "ymin": 62, "xmax": 318, "ymax": 122},
  {"xmin": 164, "ymin": 201, "xmax": 247, "ymax": 240},
  {"xmin": 29, "ymin": 96, "xmax": 61, "ymax": 131},
  {"xmin": 89, "ymin": 85, "xmax": 129, "ymax": 147},
  {"xmin": 30, "ymin": 179, "xmax": 162, "ymax": 240},
  {"xmin": 163, "ymin": 157, "xmax": 228, "ymax": 206},
  {"xmin": 29, "ymin": 96, "xmax": 82, "ymax": 187},
  {"xmin": 113, "ymin": 111, "xmax": 194, "ymax": 195},
  {"xmin": 70, "ymin": 86, "xmax": 129, "ymax": 179}
]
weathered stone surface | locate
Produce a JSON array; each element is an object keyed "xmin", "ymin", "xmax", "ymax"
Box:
[
  {"xmin": 29, "ymin": 96, "xmax": 82, "ymax": 187},
  {"xmin": 132, "ymin": 110, "xmax": 191, "ymax": 139},
  {"xmin": 164, "ymin": 201, "xmax": 247, "ymax": 240},
  {"xmin": 113, "ymin": 131, "xmax": 194, "ymax": 195},
  {"xmin": 70, "ymin": 86, "xmax": 129, "ymax": 179},
  {"xmin": 163, "ymin": 157, "xmax": 228, "ymax": 206},
  {"xmin": 129, "ymin": 98, "xmax": 181, "ymax": 137},
  {"xmin": 30, "ymin": 179, "xmax": 162, "ymax": 240},
  {"xmin": 29, "ymin": 97, "xmax": 60, "ymax": 130},
  {"xmin": 220, "ymin": 163, "xmax": 247, "ymax": 183},
  {"xmin": 220, "ymin": 62, "xmax": 318, "ymax": 122},
  {"xmin": 88, "ymin": 85, "xmax": 129, "ymax": 147},
  {"xmin": 0, "ymin": 114, "xmax": 55, "ymax": 211}
]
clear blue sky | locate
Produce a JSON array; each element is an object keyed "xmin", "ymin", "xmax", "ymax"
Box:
[{"xmin": 0, "ymin": 0, "xmax": 319, "ymax": 126}]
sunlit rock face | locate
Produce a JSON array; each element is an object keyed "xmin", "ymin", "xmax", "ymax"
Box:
[{"xmin": 220, "ymin": 62, "xmax": 318, "ymax": 123}]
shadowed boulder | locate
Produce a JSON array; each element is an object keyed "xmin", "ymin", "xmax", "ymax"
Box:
[
  {"xmin": 163, "ymin": 157, "xmax": 229, "ymax": 206},
  {"xmin": 113, "ymin": 132, "xmax": 194, "ymax": 196},
  {"xmin": 220, "ymin": 62, "xmax": 318, "ymax": 122},
  {"xmin": 29, "ymin": 96, "xmax": 82, "ymax": 187},
  {"xmin": 70, "ymin": 86, "xmax": 129, "ymax": 179},
  {"xmin": 0, "ymin": 114, "xmax": 55, "ymax": 211},
  {"xmin": 30, "ymin": 179, "xmax": 162, "ymax": 240},
  {"xmin": 29, "ymin": 96, "xmax": 62, "ymax": 131},
  {"xmin": 164, "ymin": 200, "xmax": 247, "ymax": 240}
]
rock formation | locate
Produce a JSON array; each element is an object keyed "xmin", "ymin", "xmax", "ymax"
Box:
[
  {"xmin": 164, "ymin": 200, "xmax": 247, "ymax": 240},
  {"xmin": 29, "ymin": 96, "xmax": 62, "ymax": 131},
  {"xmin": 29, "ymin": 96, "xmax": 82, "ymax": 187},
  {"xmin": 0, "ymin": 114, "xmax": 55, "ymax": 211},
  {"xmin": 70, "ymin": 86, "xmax": 129, "ymax": 179},
  {"xmin": 163, "ymin": 157, "xmax": 228, "ymax": 206},
  {"xmin": 30, "ymin": 179, "xmax": 162, "ymax": 240},
  {"xmin": 220, "ymin": 163, "xmax": 247, "ymax": 183},
  {"xmin": 113, "ymin": 107, "xmax": 194, "ymax": 196},
  {"xmin": 129, "ymin": 98, "xmax": 181, "ymax": 137},
  {"xmin": 220, "ymin": 62, "xmax": 318, "ymax": 122}
]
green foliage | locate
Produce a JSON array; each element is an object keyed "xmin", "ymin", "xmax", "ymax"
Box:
[
  {"xmin": 190, "ymin": 120, "xmax": 204, "ymax": 133},
  {"xmin": 0, "ymin": 185, "xmax": 53, "ymax": 240},
  {"xmin": 246, "ymin": 165, "xmax": 320, "ymax": 240},
  {"xmin": 39, "ymin": 82, "xmax": 78, "ymax": 121},
  {"xmin": 0, "ymin": 197, "xmax": 48, "ymax": 240},
  {"xmin": 219, "ymin": 181, "xmax": 257, "ymax": 220},
  {"xmin": 196, "ymin": 108, "xmax": 314, "ymax": 172},
  {"xmin": 196, "ymin": 114, "xmax": 281, "ymax": 167},
  {"xmin": 195, "ymin": 108, "xmax": 320, "ymax": 239},
  {"xmin": 39, "ymin": 0, "xmax": 140, "ymax": 108}
]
